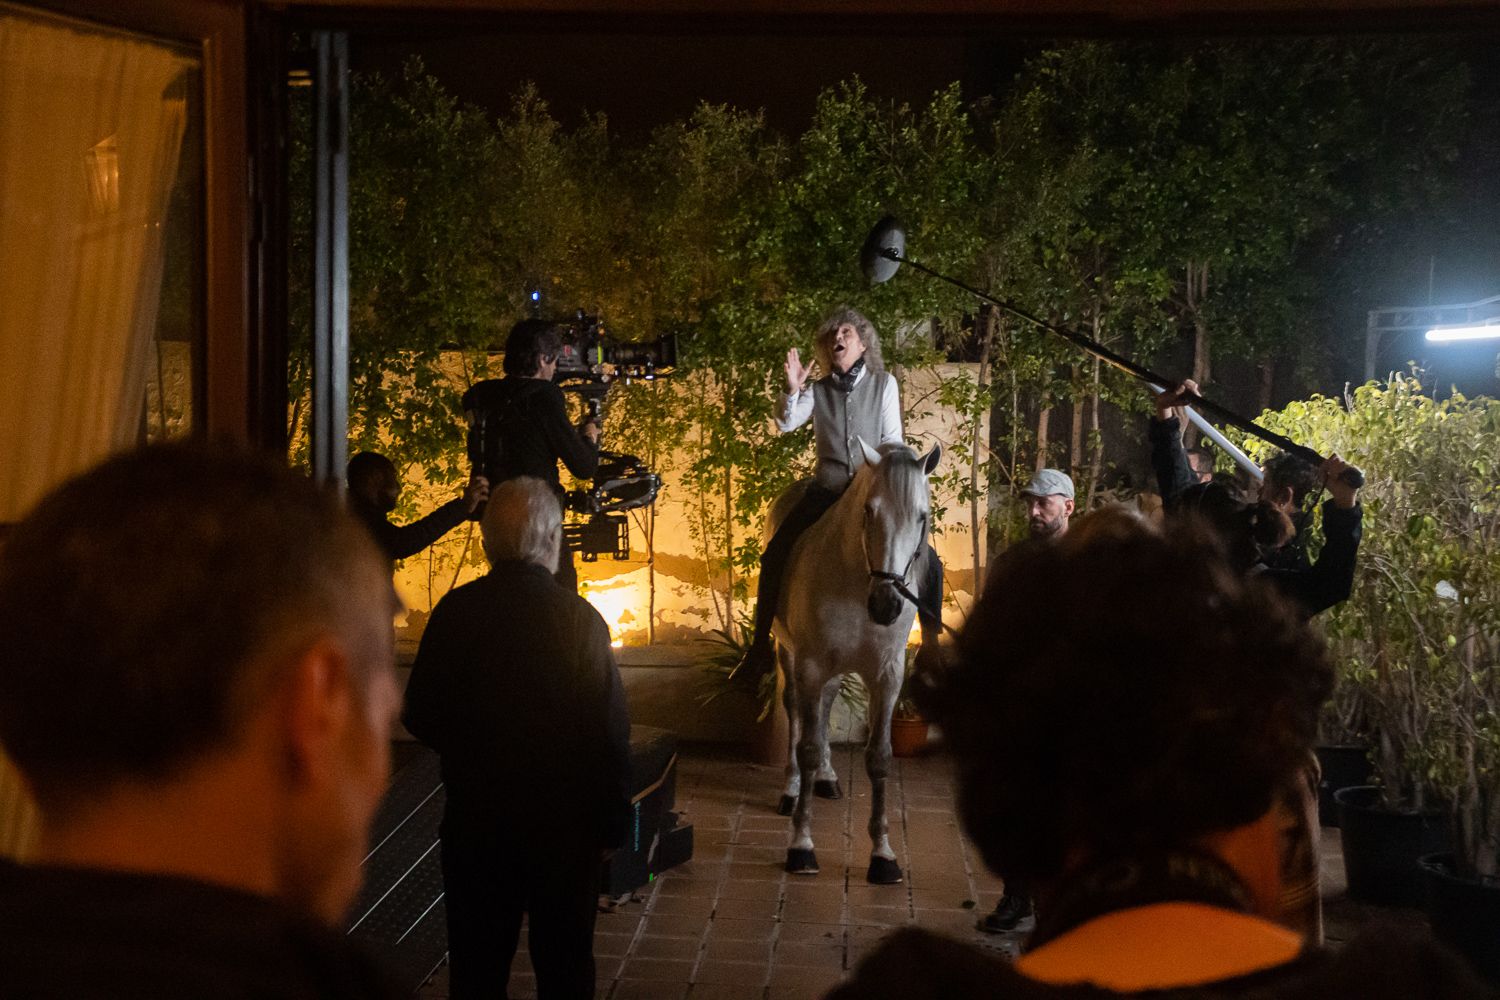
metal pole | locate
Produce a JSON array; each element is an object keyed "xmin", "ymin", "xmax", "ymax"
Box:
[
  {"xmin": 311, "ymin": 31, "xmax": 349, "ymax": 490},
  {"xmin": 1147, "ymin": 385, "xmax": 1264, "ymax": 483},
  {"xmin": 896, "ymin": 253, "xmax": 1336, "ymax": 472}
]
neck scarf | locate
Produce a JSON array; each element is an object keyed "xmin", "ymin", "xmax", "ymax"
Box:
[{"xmin": 831, "ymin": 356, "xmax": 866, "ymax": 393}]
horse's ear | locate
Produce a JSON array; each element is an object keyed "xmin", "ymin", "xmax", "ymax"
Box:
[
  {"xmin": 920, "ymin": 444, "xmax": 942, "ymax": 476},
  {"xmin": 858, "ymin": 437, "xmax": 883, "ymax": 468}
]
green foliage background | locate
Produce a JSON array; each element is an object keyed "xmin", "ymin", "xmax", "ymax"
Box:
[
  {"xmin": 287, "ymin": 39, "xmax": 1485, "ymax": 634},
  {"xmin": 1237, "ymin": 378, "xmax": 1500, "ymax": 878}
]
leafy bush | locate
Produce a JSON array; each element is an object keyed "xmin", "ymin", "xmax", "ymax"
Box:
[{"xmin": 1241, "ymin": 375, "xmax": 1500, "ymax": 879}]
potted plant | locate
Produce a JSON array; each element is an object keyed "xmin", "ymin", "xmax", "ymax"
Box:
[
  {"xmin": 1244, "ymin": 378, "xmax": 1475, "ymax": 906},
  {"xmin": 698, "ymin": 617, "xmax": 786, "ymax": 766},
  {"xmin": 890, "ymin": 646, "xmax": 931, "ymax": 758},
  {"xmin": 1404, "ymin": 393, "xmax": 1500, "ymax": 981},
  {"xmin": 1313, "ymin": 685, "xmax": 1373, "ymax": 828},
  {"xmin": 699, "ymin": 618, "xmax": 870, "ymax": 767}
]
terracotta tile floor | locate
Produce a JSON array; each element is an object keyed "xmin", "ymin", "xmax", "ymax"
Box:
[{"xmin": 418, "ymin": 744, "xmax": 1404, "ymax": 999}]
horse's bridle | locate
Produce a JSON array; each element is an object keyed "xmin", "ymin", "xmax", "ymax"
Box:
[{"xmin": 867, "ymin": 532, "xmax": 926, "ymax": 610}]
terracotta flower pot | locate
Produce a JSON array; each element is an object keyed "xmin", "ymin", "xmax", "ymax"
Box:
[{"xmin": 890, "ymin": 715, "xmax": 929, "ymax": 758}]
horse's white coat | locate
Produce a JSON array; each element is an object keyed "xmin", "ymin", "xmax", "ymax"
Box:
[{"xmin": 769, "ymin": 440, "xmax": 939, "ymax": 878}]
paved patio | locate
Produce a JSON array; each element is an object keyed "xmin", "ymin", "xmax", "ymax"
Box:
[{"xmin": 416, "ymin": 743, "xmax": 1407, "ymax": 1000}]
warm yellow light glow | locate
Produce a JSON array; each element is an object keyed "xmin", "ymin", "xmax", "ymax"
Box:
[
  {"xmin": 85, "ymin": 135, "xmax": 119, "ymax": 215},
  {"xmin": 583, "ymin": 580, "xmax": 648, "ymax": 645}
]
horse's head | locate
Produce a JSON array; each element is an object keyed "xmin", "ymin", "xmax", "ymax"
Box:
[{"xmin": 856, "ymin": 439, "xmax": 941, "ymax": 626}]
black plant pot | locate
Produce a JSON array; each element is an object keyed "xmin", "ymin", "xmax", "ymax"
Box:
[
  {"xmin": 1420, "ymin": 852, "xmax": 1500, "ymax": 984},
  {"xmin": 1315, "ymin": 744, "xmax": 1374, "ymax": 828},
  {"xmin": 1335, "ymin": 785, "xmax": 1449, "ymax": 907}
]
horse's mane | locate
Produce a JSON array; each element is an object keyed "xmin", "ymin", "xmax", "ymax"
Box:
[{"xmin": 839, "ymin": 442, "xmax": 920, "ymax": 509}]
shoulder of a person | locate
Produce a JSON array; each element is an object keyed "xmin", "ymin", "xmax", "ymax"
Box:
[
  {"xmin": 423, "ymin": 574, "xmax": 497, "ymax": 622},
  {"xmin": 461, "ymin": 377, "xmax": 504, "ymax": 408},
  {"xmin": 835, "ymin": 927, "xmax": 1027, "ymax": 999},
  {"xmin": 566, "ymin": 592, "xmax": 611, "ymax": 638}
]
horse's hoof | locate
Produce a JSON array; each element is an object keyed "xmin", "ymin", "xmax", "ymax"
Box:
[
  {"xmin": 866, "ymin": 857, "xmax": 904, "ymax": 885},
  {"xmin": 777, "ymin": 795, "xmax": 797, "ymax": 816},
  {"xmin": 813, "ymin": 779, "xmax": 843, "ymax": 800},
  {"xmin": 786, "ymin": 848, "xmax": 820, "ymax": 875}
]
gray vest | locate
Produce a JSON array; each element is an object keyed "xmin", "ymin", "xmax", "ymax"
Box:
[{"xmin": 812, "ymin": 370, "xmax": 890, "ymax": 491}]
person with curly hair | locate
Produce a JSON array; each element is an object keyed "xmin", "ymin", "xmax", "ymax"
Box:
[
  {"xmin": 830, "ymin": 508, "xmax": 1491, "ymax": 1000},
  {"xmin": 734, "ymin": 308, "xmax": 943, "ymax": 682}
]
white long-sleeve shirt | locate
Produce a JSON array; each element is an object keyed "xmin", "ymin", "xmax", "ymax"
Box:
[
  {"xmin": 776, "ymin": 366, "xmax": 905, "ymax": 491},
  {"xmin": 776, "ymin": 365, "xmax": 903, "ymax": 443}
]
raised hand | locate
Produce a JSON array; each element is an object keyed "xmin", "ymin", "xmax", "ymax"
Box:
[
  {"xmin": 785, "ymin": 348, "xmax": 810, "ymax": 394},
  {"xmin": 464, "ymin": 474, "xmax": 490, "ymax": 514},
  {"xmin": 1323, "ymin": 454, "xmax": 1361, "ymax": 509},
  {"xmin": 1154, "ymin": 379, "xmax": 1201, "ymax": 421}
]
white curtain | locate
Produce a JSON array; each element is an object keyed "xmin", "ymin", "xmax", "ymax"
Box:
[
  {"xmin": 0, "ymin": 7, "xmax": 197, "ymax": 858},
  {"xmin": 0, "ymin": 9, "xmax": 195, "ymax": 523}
]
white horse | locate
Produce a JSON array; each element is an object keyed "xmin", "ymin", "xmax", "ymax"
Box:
[{"xmin": 769, "ymin": 439, "xmax": 940, "ymax": 884}]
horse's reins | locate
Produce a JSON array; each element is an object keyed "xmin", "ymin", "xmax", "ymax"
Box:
[{"xmin": 868, "ymin": 544, "xmax": 963, "ymax": 640}]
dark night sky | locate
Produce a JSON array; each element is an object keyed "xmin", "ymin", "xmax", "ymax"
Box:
[
  {"xmin": 354, "ymin": 25, "xmax": 1500, "ymax": 391},
  {"xmin": 355, "ymin": 28, "xmax": 1032, "ymax": 138}
]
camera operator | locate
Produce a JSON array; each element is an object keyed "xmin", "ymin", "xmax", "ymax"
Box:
[{"xmin": 462, "ymin": 318, "xmax": 600, "ymax": 591}]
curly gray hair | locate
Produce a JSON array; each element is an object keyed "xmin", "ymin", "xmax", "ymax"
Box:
[{"xmin": 813, "ymin": 308, "xmax": 884, "ymax": 376}]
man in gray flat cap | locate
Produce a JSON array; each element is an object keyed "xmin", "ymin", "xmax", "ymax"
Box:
[
  {"xmin": 1021, "ymin": 468, "xmax": 1075, "ymax": 542},
  {"xmin": 977, "ymin": 468, "xmax": 1076, "ymax": 935}
]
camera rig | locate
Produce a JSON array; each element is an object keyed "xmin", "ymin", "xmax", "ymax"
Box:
[
  {"xmin": 552, "ymin": 311, "xmax": 675, "ymax": 559},
  {"xmin": 468, "ymin": 309, "xmax": 677, "ymax": 561}
]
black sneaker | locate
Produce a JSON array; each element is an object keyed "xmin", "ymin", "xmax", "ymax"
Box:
[
  {"xmin": 977, "ymin": 893, "xmax": 1033, "ymax": 933},
  {"xmin": 728, "ymin": 635, "xmax": 776, "ymax": 689}
]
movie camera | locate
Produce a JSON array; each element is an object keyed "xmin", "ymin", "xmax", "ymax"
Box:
[{"xmin": 551, "ymin": 309, "xmax": 677, "ymax": 395}]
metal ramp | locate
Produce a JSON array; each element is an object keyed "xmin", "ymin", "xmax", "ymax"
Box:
[{"xmin": 347, "ymin": 746, "xmax": 449, "ymax": 995}]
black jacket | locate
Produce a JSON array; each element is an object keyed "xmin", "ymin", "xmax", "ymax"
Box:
[
  {"xmin": 0, "ymin": 860, "xmax": 405, "ymax": 1000},
  {"xmin": 1148, "ymin": 416, "xmax": 1361, "ymax": 619},
  {"xmin": 402, "ymin": 560, "xmax": 631, "ymax": 847},
  {"xmin": 829, "ymin": 925, "xmax": 1494, "ymax": 1000},
  {"xmin": 350, "ymin": 495, "xmax": 469, "ymax": 563},
  {"xmin": 461, "ymin": 377, "xmax": 599, "ymax": 492}
]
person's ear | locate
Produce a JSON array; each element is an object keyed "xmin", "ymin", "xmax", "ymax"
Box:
[
  {"xmin": 280, "ymin": 639, "xmax": 355, "ymax": 788},
  {"xmin": 1064, "ymin": 498, "xmax": 1076, "ymax": 518}
]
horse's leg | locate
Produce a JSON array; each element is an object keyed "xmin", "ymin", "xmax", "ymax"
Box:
[
  {"xmin": 813, "ymin": 676, "xmax": 843, "ymax": 800},
  {"xmin": 786, "ymin": 663, "xmax": 828, "ymax": 875},
  {"xmin": 864, "ymin": 656, "xmax": 904, "ymax": 885},
  {"xmin": 778, "ymin": 644, "xmax": 801, "ymax": 816}
]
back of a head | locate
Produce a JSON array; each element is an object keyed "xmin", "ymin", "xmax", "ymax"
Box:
[
  {"xmin": 481, "ymin": 476, "xmax": 561, "ymax": 573},
  {"xmin": 1263, "ymin": 451, "xmax": 1321, "ymax": 508},
  {"xmin": 0, "ymin": 443, "xmax": 395, "ymax": 816},
  {"xmin": 1173, "ymin": 481, "xmax": 1294, "ymax": 573},
  {"xmin": 924, "ymin": 508, "xmax": 1331, "ymax": 886},
  {"xmin": 502, "ymin": 318, "xmax": 563, "ymax": 377},
  {"xmin": 345, "ymin": 451, "xmax": 396, "ymax": 506}
]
